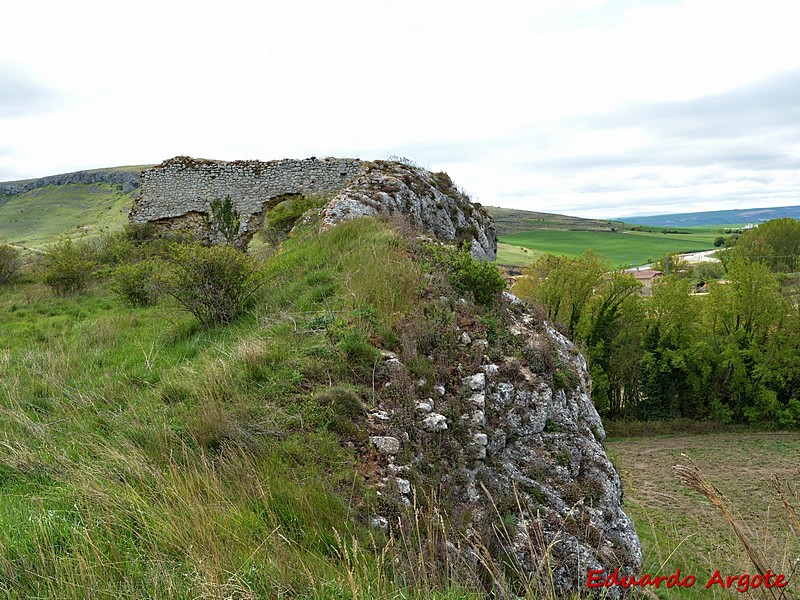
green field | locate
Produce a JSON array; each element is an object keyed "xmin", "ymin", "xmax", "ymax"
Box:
[
  {"xmin": 495, "ymin": 241, "xmax": 541, "ymax": 267},
  {"xmin": 500, "ymin": 229, "xmax": 717, "ymax": 268},
  {"xmin": 0, "ymin": 183, "xmax": 134, "ymax": 248}
]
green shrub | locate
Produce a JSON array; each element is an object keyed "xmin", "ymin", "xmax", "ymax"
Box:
[
  {"xmin": 42, "ymin": 239, "xmax": 95, "ymax": 295},
  {"xmin": 0, "ymin": 244, "xmax": 20, "ymax": 284},
  {"xmin": 158, "ymin": 242, "xmax": 262, "ymax": 326},
  {"xmin": 92, "ymin": 230, "xmax": 138, "ymax": 266},
  {"xmin": 261, "ymin": 194, "xmax": 328, "ymax": 245},
  {"xmin": 111, "ymin": 260, "xmax": 160, "ymax": 307},
  {"xmin": 123, "ymin": 222, "xmax": 160, "ymax": 244},
  {"xmin": 423, "ymin": 243, "xmax": 506, "ymax": 306}
]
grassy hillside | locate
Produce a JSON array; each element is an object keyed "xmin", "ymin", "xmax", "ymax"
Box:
[
  {"xmin": 0, "ymin": 183, "xmax": 134, "ymax": 248},
  {"xmin": 607, "ymin": 432, "xmax": 800, "ymax": 599},
  {"xmin": 486, "ymin": 206, "xmax": 622, "ymax": 236},
  {"xmin": 495, "ymin": 241, "xmax": 542, "ymax": 267},
  {"xmin": 0, "ymin": 219, "xmax": 430, "ymax": 597},
  {"xmin": 0, "ymin": 217, "xmax": 548, "ymax": 598}
]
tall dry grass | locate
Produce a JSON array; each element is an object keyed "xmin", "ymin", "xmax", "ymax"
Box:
[{"xmin": 674, "ymin": 457, "xmax": 799, "ymax": 599}]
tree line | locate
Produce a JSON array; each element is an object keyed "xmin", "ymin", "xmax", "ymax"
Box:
[{"xmin": 513, "ymin": 218, "xmax": 800, "ymax": 428}]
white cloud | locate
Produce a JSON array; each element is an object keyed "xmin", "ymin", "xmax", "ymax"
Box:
[{"xmin": 2, "ymin": 0, "xmax": 800, "ymax": 217}]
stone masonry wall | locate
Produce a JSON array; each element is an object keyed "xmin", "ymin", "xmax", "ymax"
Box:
[{"xmin": 130, "ymin": 156, "xmax": 364, "ymax": 245}]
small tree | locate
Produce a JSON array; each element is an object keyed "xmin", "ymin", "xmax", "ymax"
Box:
[
  {"xmin": 112, "ymin": 260, "xmax": 160, "ymax": 307},
  {"xmin": 0, "ymin": 244, "xmax": 20, "ymax": 284},
  {"xmin": 158, "ymin": 242, "xmax": 261, "ymax": 326},
  {"xmin": 42, "ymin": 239, "xmax": 95, "ymax": 295},
  {"xmin": 210, "ymin": 196, "xmax": 241, "ymax": 246},
  {"xmin": 513, "ymin": 251, "xmax": 606, "ymax": 337}
]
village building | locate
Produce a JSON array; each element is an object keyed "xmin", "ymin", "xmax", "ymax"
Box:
[{"xmin": 625, "ymin": 268, "xmax": 663, "ymax": 295}]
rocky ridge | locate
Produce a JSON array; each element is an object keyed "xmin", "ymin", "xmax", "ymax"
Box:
[
  {"xmin": 320, "ymin": 160, "xmax": 497, "ymax": 261},
  {"xmin": 0, "ymin": 168, "xmax": 142, "ymax": 196},
  {"xmin": 362, "ymin": 290, "xmax": 641, "ymax": 597}
]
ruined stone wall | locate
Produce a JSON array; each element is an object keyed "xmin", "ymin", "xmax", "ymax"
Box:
[
  {"xmin": 131, "ymin": 156, "xmax": 497, "ymax": 260},
  {"xmin": 130, "ymin": 156, "xmax": 365, "ymax": 243}
]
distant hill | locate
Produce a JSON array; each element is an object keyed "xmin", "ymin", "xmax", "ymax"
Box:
[
  {"xmin": 0, "ymin": 166, "xmax": 150, "ymax": 247},
  {"xmin": 622, "ymin": 205, "xmax": 800, "ymax": 228},
  {"xmin": 485, "ymin": 206, "xmax": 623, "ymax": 236},
  {"xmin": 0, "ymin": 165, "xmax": 148, "ymax": 196}
]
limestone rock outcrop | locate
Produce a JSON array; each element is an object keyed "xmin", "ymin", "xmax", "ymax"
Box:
[
  {"xmin": 320, "ymin": 160, "xmax": 497, "ymax": 261},
  {"xmin": 364, "ymin": 291, "xmax": 641, "ymax": 597}
]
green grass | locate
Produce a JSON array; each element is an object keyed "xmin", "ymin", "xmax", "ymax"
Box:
[
  {"xmin": 500, "ymin": 229, "xmax": 717, "ymax": 268},
  {"xmin": 0, "ymin": 183, "xmax": 134, "ymax": 248},
  {"xmin": 496, "ymin": 241, "xmax": 542, "ymax": 267},
  {"xmin": 0, "ymin": 218, "xmax": 518, "ymax": 598}
]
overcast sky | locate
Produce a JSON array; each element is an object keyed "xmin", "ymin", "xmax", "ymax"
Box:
[{"xmin": 1, "ymin": 0, "xmax": 798, "ymax": 218}]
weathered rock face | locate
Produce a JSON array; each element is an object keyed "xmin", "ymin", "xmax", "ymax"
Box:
[
  {"xmin": 129, "ymin": 157, "xmax": 497, "ymax": 260},
  {"xmin": 0, "ymin": 168, "xmax": 142, "ymax": 196},
  {"xmin": 320, "ymin": 160, "xmax": 497, "ymax": 261},
  {"xmin": 365, "ymin": 291, "xmax": 641, "ymax": 597}
]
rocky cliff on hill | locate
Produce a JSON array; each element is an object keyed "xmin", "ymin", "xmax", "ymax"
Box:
[
  {"xmin": 0, "ymin": 168, "xmax": 142, "ymax": 196},
  {"xmin": 320, "ymin": 160, "xmax": 497, "ymax": 261}
]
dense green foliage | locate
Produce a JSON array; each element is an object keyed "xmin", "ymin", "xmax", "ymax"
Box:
[
  {"xmin": 726, "ymin": 218, "xmax": 800, "ymax": 272},
  {"xmin": 515, "ymin": 228, "xmax": 800, "ymax": 428},
  {"xmin": 156, "ymin": 242, "xmax": 262, "ymax": 325},
  {"xmin": 422, "ymin": 243, "xmax": 506, "ymax": 306},
  {"xmin": 41, "ymin": 238, "xmax": 96, "ymax": 295},
  {"xmin": 261, "ymin": 194, "xmax": 329, "ymax": 245},
  {"xmin": 512, "ymin": 251, "xmax": 605, "ymax": 336},
  {"xmin": 111, "ymin": 260, "xmax": 160, "ymax": 307}
]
